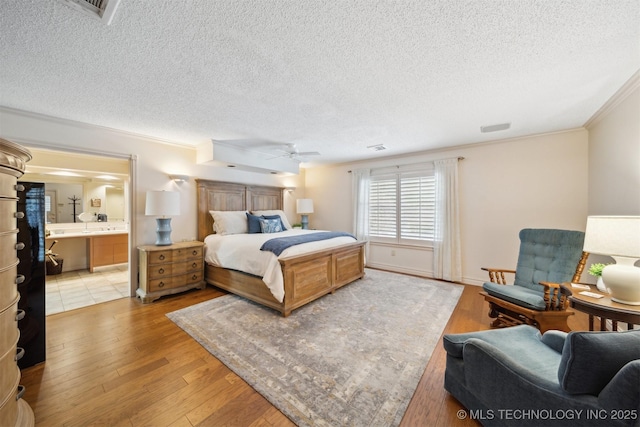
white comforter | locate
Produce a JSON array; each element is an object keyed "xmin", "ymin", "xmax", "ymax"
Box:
[{"xmin": 204, "ymin": 229, "xmax": 357, "ymax": 303}]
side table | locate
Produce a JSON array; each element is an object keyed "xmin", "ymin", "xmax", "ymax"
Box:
[
  {"xmin": 569, "ymin": 285, "xmax": 640, "ymax": 331},
  {"xmin": 137, "ymin": 241, "xmax": 205, "ymax": 303}
]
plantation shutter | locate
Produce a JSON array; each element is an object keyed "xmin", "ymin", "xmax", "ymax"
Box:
[
  {"xmin": 368, "ymin": 164, "xmax": 435, "ymax": 245},
  {"xmin": 400, "ymin": 173, "xmax": 435, "ymax": 242},
  {"xmin": 369, "ymin": 175, "xmax": 397, "ymax": 239}
]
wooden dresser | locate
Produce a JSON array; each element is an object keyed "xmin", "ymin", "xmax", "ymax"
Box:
[
  {"xmin": 137, "ymin": 241, "xmax": 205, "ymax": 303},
  {"xmin": 0, "ymin": 138, "xmax": 35, "ymax": 426}
]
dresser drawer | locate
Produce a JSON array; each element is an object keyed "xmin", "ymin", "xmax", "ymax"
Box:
[
  {"xmin": 185, "ymin": 246, "xmax": 203, "ymax": 260},
  {"xmin": 0, "ymin": 199, "xmax": 20, "ymax": 233},
  {"xmin": 185, "ymin": 270, "xmax": 204, "ymax": 285},
  {"xmin": 186, "ymin": 259, "xmax": 203, "ymax": 273},
  {"xmin": 147, "ymin": 263, "xmax": 175, "ymax": 279},
  {"xmin": 0, "ymin": 231, "xmax": 18, "ymax": 270},
  {"xmin": 147, "ymin": 259, "xmax": 203, "ymax": 280},
  {"xmin": 148, "ymin": 276, "xmax": 179, "ymax": 292},
  {"xmin": 147, "ymin": 250, "xmax": 174, "ymax": 265},
  {"xmin": 0, "ymin": 174, "xmax": 20, "ymax": 199},
  {"xmin": 169, "ymin": 245, "xmax": 202, "ymax": 262}
]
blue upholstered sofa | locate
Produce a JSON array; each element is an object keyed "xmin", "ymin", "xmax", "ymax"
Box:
[{"xmin": 443, "ymin": 325, "xmax": 640, "ymax": 426}]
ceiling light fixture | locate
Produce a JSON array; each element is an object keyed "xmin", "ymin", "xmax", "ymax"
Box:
[
  {"xmin": 95, "ymin": 174, "xmax": 118, "ymax": 180},
  {"xmin": 480, "ymin": 123, "xmax": 511, "ymax": 133},
  {"xmin": 49, "ymin": 170, "xmax": 82, "ymax": 177}
]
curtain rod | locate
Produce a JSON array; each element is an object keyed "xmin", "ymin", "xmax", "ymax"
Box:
[{"xmin": 347, "ymin": 156, "xmax": 465, "ymax": 173}]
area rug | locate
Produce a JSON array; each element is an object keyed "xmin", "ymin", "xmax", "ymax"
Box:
[{"xmin": 167, "ymin": 268, "xmax": 463, "ymax": 427}]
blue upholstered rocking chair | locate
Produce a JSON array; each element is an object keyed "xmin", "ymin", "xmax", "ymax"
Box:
[{"xmin": 480, "ymin": 229, "xmax": 589, "ymax": 333}]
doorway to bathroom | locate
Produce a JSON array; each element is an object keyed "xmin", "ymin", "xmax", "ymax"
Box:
[{"xmin": 21, "ymin": 147, "xmax": 132, "ymax": 315}]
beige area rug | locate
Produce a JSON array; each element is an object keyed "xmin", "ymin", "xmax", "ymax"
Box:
[{"xmin": 167, "ymin": 268, "xmax": 463, "ymax": 427}]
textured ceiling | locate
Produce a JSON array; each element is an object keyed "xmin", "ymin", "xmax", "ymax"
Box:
[{"xmin": 1, "ymin": 0, "xmax": 638, "ymax": 167}]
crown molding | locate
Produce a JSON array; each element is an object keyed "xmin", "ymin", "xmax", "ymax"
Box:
[
  {"xmin": 584, "ymin": 69, "xmax": 640, "ymax": 129},
  {"xmin": 0, "ymin": 106, "xmax": 198, "ymax": 149}
]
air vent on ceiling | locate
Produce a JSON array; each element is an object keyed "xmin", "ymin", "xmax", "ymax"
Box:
[
  {"xmin": 480, "ymin": 122, "xmax": 511, "ymax": 133},
  {"xmin": 367, "ymin": 144, "xmax": 387, "ymax": 152},
  {"xmin": 60, "ymin": 0, "xmax": 121, "ymax": 25}
]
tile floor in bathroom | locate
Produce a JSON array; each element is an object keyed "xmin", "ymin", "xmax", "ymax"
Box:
[{"xmin": 46, "ymin": 263, "xmax": 130, "ymax": 315}]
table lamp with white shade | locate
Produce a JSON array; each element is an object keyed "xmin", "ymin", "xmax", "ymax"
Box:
[
  {"xmin": 296, "ymin": 199, "xmax": 314, "ymax": 230},
  {"xmin": 583, "ymin": 215, "xmax": 640, "ymax": 305},
  {"xmin": 145, "ymin": 190, "xmax": 180, "ymax": 246}
]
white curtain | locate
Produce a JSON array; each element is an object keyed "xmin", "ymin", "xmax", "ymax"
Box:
[
  {"xmin": 351, "ymin": 168, "xmax": 371, "ymax": 257},
  {"xmin": 433, "ymin": 158, "xmax": 462, "ymax": 282}
]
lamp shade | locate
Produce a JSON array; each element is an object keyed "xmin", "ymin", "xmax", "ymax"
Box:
[
  {"xmin": 296, "ymin": 199, "xmax": 314, "ymax": 214},
  {"xmin": 583, "ymin": 216, "xmax": 640, "ymax": 258},
  {"xmin": 145, "ymin": 191, "xmax": 180, "ymax": 217}
]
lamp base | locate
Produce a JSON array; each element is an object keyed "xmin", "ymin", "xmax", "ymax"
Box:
[
  {"xmin": 602, "ymin": 259, "xmax": 640, "ymax": 305},
  {"xmin": 301, "ymin": 214, "xmax": 309, "ymax": 230},
  {"xmin": 155, "ymin": 217, "xmax": 173, "ymax": 246}
]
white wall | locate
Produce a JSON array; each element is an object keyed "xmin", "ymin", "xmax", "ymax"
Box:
[
  {"xmin": 0, "ymin": 108, "xmax": 305, "ymax": 295},
  {"xmin": 305, "ymin": 129, "xmax": 589, "ymax": 284},
  {"xmin": 586, "ymin": 75, "xmax": 640, "ymax": 216},
  {"xmin": 584, "ymin": 72, "xmax": 640, "ymax": 271}
]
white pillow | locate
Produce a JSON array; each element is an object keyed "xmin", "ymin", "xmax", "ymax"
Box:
[
  {"xmin": 209, "ymin": 210, "xmax": 248, "ymax": 235},
  {"xmin": 251, "ymin": 210, "xmax": 292, "ymax": 230}
]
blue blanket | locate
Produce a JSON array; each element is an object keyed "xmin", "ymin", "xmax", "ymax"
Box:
[{"xmin": 260, "ymin": 232, "xmax": 356, "ymax": 256}]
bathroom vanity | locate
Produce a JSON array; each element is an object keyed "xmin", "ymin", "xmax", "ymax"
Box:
[{"xmin": 45, "ymin": 226, "xmax": 128, "ymax": 272}]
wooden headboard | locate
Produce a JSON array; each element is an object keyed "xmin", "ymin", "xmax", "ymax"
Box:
[{"xmin": 196, "ymin": 179, "xmax": 284, "ymax": 241}]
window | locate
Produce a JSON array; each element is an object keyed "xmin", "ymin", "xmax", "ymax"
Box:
[{"xmin": 369, "ymin": 166, "xmax": 435, "ymax": 246}]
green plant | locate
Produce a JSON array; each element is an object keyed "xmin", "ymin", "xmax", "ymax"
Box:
[
  {"xmin": 292, "ymin": 223, "xmax": 302, "ymax": 228},
  {"xmin": 588, "ymin": 263, "xmax": 608, "ymax": 277}
]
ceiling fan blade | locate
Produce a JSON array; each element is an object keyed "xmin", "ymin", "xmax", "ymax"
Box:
[{"xmin": 296, "ymin": 151, "xmax": 321, "ymax": 156}]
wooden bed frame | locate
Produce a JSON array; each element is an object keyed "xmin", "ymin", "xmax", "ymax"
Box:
[{"xmin": 196, "ymin": 179, "xmax": 366, "ymax": 316}]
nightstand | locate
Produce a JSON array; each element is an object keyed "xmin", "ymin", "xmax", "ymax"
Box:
[{"xmin": 136, "ymin": 241, "xmax": 205, "ymax": 303}]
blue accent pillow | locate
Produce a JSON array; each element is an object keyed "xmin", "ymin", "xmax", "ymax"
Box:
[
  {"xmin": 259, "ymin": 218, "xmax": 283, "ymax": 233},
  {"xmin": 246, "ymin": 212, "xmax": 263, "ymax": 233},
  {"xmin": 262, "ymin": 214, "xmax": 287, "ymax": 230}
]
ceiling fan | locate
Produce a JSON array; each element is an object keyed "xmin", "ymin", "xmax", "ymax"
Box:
[{"xmin": 271, "ymin": 143, "xmax": 320, "ymax": 162}]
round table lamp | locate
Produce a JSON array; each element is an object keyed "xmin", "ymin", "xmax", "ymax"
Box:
[
  {"xmin": 583, "ymin": 216, "xmax": 640, "ymax": 305},
  {"xmin": 145, "ymin": 190, "xmax": 180, "ymax": 245},
  {"xmin": 296, "ymin": 199, "xmax": 314, "ymax": 230}
]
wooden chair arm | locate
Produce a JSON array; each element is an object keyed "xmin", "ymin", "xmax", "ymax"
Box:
[
  {"xmin": 481, "ymin": 267, "xmax": 517, "ymax": 285},
  {"xmin": 540, "ymin": 281, "xmax": 572, "ymax": 311}
]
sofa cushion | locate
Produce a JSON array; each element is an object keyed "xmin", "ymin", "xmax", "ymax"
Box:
[
  {"xmin": 443, "ymin": 324, "xmax": 544, "ymax": 359},
  {"xmin": 598, "ymin": 360, "xmax": 640, "ymax": 412},
  {"xmin": 558, "ymin": 329, "xmax": 640, "ymax": 395},
  {"xmin": 483, "ymin": 281, "xmax": 547, "ymax": 310}
]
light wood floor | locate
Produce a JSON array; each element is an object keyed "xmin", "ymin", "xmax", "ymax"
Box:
[{"xmin": 20, "ymin": 280, "xmax": 590, "ymax": 426}]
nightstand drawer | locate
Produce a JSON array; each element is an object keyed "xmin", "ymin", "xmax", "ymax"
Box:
[
  {"xmin": 171, "ymin": 245, "xmax": 202, "ymax": 262},
  {"xmin": 147, "ymin": 251, "xmax": 174, "ymax": 264},
  {"xmin": 184, "ymin": 271, "xmax": 204, "ymax": 286},
  {"xmin": 185, "ymin": 246, "xmax": 203, "ymax": 259},
  {"xmin": 186, "ymin": 259, "xmax": 203, "ymax": 273},
  {"xmin": 148, "ymin": 272, "xmax": 204, "ymax": 292},
  {"xmin": 147, "ymin": 264, "xmax": 175, "ymax": 279},
  {"xmin": 148, "ymin": 276, "xmax": 178, "ymax": 292}
]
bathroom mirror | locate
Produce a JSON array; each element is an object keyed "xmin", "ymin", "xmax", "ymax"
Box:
[
  {"xmin": 38, "ymin": 180, "xmax": 126, "ymax": 224},
  {"xmin": 20, "ymin": 148, "xmax": 129, "ymax": 225}
]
